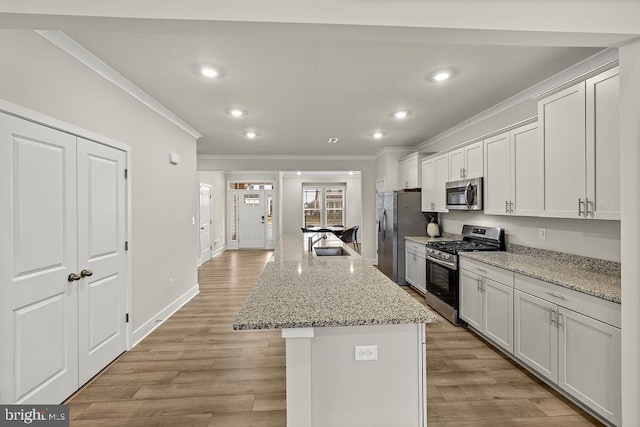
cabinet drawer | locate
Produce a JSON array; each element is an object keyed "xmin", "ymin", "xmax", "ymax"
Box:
[
  {"xmin": 460, "ymin": 258, "xmax": 514, "ymax": 287},
  {"xmin": 405, "ymin": 240, "xmax": 426, "ymax": 257},
  {"xmin": 515, "ymin": 273, "xmax": 620, "ymax": 328}
]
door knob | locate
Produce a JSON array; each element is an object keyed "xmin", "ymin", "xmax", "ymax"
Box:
[
  {"xmin": 80, "ymin": 269, "xmax": 93, "ymax": 278},
  {"xmin": 68, "ymin": 273, "xmax": 82, "ymax": 282}
]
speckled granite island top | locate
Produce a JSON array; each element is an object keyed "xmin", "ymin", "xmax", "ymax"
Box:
[
  {"xmin": 233, "ymin": 234, "xmax": 437, "ymax": 330},
  {"xmin": 459, "ymin": 251, "xmax": 621, "ymax": 304}
]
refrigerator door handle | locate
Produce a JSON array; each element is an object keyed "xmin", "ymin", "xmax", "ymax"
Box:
[{"xmin": 381, "ymin": 209, "xmax": 387, "ymax": 240}]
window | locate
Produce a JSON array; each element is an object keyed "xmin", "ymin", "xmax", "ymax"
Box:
[{"xmin": 303, "ymin": 185, "xmax": 345, "ymax": 228}]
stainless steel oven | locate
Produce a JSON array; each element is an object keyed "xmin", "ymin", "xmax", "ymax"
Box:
[
  {"xmin": 425, "ymin": 258, "xmax": 461, "ymax": 325},
  {"xmin": 445, "ymin": 177, "xmax": 483, "ymax": 210}
]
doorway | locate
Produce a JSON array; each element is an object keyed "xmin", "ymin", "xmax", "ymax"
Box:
[
  {"xmin": 227, "ymin": 182, "xmax": 276, "ymax": 250},
  {"xmin": 199, "ymin": 184, "xmax": 212, "ymax": 264},
  {"xmin": 238, "ymin": 190, "xmax": 266, "ymax": 248}
]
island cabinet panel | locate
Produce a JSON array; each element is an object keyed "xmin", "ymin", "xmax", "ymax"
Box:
[{"xmin": 309, "ymin": 324, "xmax": 426, "ymax": 427}]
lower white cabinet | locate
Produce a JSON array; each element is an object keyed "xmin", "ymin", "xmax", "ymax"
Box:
[
  {"xmin": 514, "ymin": 276, "xmax": 621, "ymax": 426},
  {"xmin": 459, "ymin": 259, "xmax": 514, "ymax": 354},
  {"xmin": 405, "ymin": 240, "xmax": 426, "ymax": 294}
]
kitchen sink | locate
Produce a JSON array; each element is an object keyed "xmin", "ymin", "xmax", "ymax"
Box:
[{"xmin": 314, "ymin": 247, "xmax": 351, "ymax": 256}]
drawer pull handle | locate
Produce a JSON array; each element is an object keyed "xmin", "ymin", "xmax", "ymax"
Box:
[
  {"xmin": 549, "ymin": 308, "xmax": 556, "ymax": 324},
  {"xmin": 546, "ymin": 291, "xmax": 566, "ymax": 300},
  {"xmin": 476, "ymin": 268, "xmax": 487, "ymax": 273}
]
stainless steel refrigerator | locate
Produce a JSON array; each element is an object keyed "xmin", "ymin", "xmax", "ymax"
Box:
[{"xmin": 377, "ymin": 191, "xmax": 431, "ymax": 284}]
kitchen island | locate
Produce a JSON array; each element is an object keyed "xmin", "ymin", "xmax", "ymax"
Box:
[{"xmin": 234, "ymin": 233, "xmax": 436, "ymax": 427}]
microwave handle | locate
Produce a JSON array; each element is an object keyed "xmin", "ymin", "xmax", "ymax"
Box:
[{"xmin": 465, "ymin": 181, "xmax": 472, "ymax": 209}]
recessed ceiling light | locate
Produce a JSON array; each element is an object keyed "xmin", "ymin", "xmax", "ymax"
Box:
[
  {"xmin": 244, "ymin": 131, "xmax": 257, "ymax": 139},
  {"xmin": 297, "ymin": 171, "xmax": 302, "ymax": 176},
  {"xmin": 201, "ymin": 67, "xmax": 220, "ymax": 78},
  {"xmin": 228, "ymin": 109, "xmax": 245, "ymax": 117},
  {"xmin": 393, "ymin": 111, "xmax": 409, "ymax": 119},
  {"xmin": 348, "ymin": 171, "xmax": 354, "ymax": 175},
  {"xmin": 427, "ymin": 68, "xmax": 459, "ymax": 83},
  {"xmin": 373, "ymin": 132, "xmax": 384, "ymax": 139},
  {"xmin": 328, "ymin": 137, "xmax": 339, "ymax": 144}
]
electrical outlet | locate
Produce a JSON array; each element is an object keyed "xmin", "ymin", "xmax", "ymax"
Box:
[
  {"xmin": 355, "ymin": 345, "xmax": 378, "ymax": 361},
  {"xmin": 538, "ymin": 228, "xmax": 546, "ymax": 240}
]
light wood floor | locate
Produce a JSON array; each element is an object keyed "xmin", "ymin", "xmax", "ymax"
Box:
[{"xmin": 66, "ymin": 249, "xmax": 602, "ymax": 426}]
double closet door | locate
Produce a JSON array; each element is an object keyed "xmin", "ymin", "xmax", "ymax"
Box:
[{"xmin": 0, "ymin": 113, "xmax": 128, "ymax": 404}]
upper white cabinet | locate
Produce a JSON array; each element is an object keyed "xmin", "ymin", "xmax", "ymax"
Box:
[
  {"xmin": 484, "ymin": 123, "xmax": 541, "ymax": 216},
  {"xmin": 538, "ymin": 67, "xmax": 619, "ymax": 220},
  {"xmin": 420, "ymin": 153, "xmax": 449, "ymax": 212},
  {"xmin": 448, "ymin": 141, "xmax": 483, "ymax": 181},
  {"xmin": 398, "ymin": 152, "xmax": 421, "ymax": 189},
  {"xmin": 586, "ymin": 67, "xmax": 620, "ymax": 220},
  {"xmin": 420, "ymin": 153, "xmax": 451, "ymax": 212}
]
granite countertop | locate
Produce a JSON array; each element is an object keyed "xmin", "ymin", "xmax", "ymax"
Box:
[
  {"xmin": 233, "ymin": 233, "xmax": 437, "ymax": 330},
  {"xmin": 459, "ymin": 251, "xmax": 621, "ymax": 304}
]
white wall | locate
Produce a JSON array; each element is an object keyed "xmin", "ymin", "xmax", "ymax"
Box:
[
  {"xmin": 374, "ymin": 150, "xmax": 404, "ymax": 191},
  {"xmin": 0, "ymin": 30, "xmax": 199, "ymax": 334},
  {"xmin": 282, "ymin": 175, "xmax": 362, "ymax": 234},
  {"xmin": 198, "ymin": 157, "xmax": 377, "ymax": 261},
  {"xmin": 197, "ymin": 171, "xmax": 227, "ymax": 252}
]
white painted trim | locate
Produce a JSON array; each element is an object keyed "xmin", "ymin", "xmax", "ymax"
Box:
[
  {"xmin": 129, "ymin": 284, "xmax": 200, "ymax": 349},
  {"xmin": 282, "ymin": 327, "xmax": 315, "ymax": 338},
  {"xmin": 416, "ymin": 48, "xmax": 618, "ymax": 150},
  {"xmin": 34, "ymin": 30, "xmax": 202, "ymax": 141},
  {"xmin": 0, "ymin": 98, "xmax": 132, "ymax": 152},
  {"xmin": 365, "ymin": 257, "xmax": 377, "ymax": 265},
  {"xmin": 198, "ymin": 153, "xmax": 374, "ymax": 160},
  {"xmin": 373, "ymin": 146, "xmax": 415, "ymax": 158},
  {"xmin": 211, "ymin": 245, "xmax": 226, "ymax": 258}
]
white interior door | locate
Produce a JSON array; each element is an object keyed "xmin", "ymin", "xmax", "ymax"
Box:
[
  {"xmin": 238, "ymin": 190, "xmax": 266, "ymax": 248},
  {"xmin": 199, "ymin": 184, "xmax": 212, "ymax": 262},
  {"xmin": 77, "ymin": 138, "xmax": 127, "ymax": 385},
  {"xmin": 0, "ymin": 113, "xmax": 79, "ymax": 404}
]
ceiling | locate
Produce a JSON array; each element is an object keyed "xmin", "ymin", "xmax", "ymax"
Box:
[{"xmin": 64, "ymin": 23, "xmax": 602, "ymax": 156}]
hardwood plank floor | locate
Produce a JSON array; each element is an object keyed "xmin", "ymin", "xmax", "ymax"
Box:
[{"xmin": 66, "ymin": 250, "xmax": 602, "ymax": 426}]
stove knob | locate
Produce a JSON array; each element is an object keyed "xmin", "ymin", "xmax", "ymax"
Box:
[
  {"xmin": 426, "ymin": 248, "xmax": 433, "ymax": 254},
  {"xmin": 443, "ymin": 253, "xmax": 451, "ymax": 260},
  {"xmin": 434, "ymin": 250, "xmax": 441, "ymax": 256}
]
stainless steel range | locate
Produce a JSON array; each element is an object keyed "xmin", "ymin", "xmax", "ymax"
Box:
[{"xmin": 425, "ymin": 225, "xmax": 505, "ymax": 325}]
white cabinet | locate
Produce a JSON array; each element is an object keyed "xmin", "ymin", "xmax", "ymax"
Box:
[
  {"xmin": 484, "ymin": 123, "xmax": 541, "ymax": 216},
  {"xmin": 420, "ymin": 158, "xmax": 435, "ymax": 212},
  {"xmin": 538, "ymin": 67, "xmax": 619, "ymax": 220},
  {"xmin": 459, "ymin": 258, "xmax": 514, "ymax": 353},
  {"xmin": 405, "ymin": 240, "xmax": 426, "ymax": 294},
  {"xmin": 448, "ymin": 141, "xmax": 483, "ymax": 180},
  {"xmin": 514, "ymin": 274, "xmax": 621, "ymax": 426},
  {"xmin": 398, "ymin": 152, "xmax": 421, "ymax": 189},
  {"xmin": 420, "ymin": 153, "xmax": 449, "ymax": 212},
  {"xmin": 586, "ymin": 67, "xmax": 620, "ymax": 220}
]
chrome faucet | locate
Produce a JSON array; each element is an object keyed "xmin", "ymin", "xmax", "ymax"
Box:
[{"xmin": 308, "ymin": 233, "xmax": 327, "ymax": 251}]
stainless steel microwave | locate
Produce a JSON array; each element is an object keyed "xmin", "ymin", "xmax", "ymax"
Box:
[{"xmin": 445, "ymin": 177, "xmax": 483, "ymax": 210}]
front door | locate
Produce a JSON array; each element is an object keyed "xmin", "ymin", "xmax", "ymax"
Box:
[
  {"xmin": 199, "ymin": 184, "xmax": 212, "ymax": 263},
  {"xmin": 238, "ymin": 190, "xmax": 266, "ymax": 248}
]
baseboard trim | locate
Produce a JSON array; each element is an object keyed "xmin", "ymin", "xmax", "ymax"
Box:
[{"xmin": 129, "ymin": 283, "xmax": 200, "ymax": 349}]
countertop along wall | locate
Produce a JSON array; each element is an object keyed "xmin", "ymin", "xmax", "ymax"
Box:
[{"xmin": 0, "ymin": 30, "xmax": 200, "ymax": 337}]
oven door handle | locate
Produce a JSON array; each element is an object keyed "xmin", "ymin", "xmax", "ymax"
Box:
[
  {"xmin": 425, "ymin": 253, "xmax": 455, "ymax": 270},
  {"xmin": 464, "ymin": 181, "xmax": 472, "ymax": 209}
]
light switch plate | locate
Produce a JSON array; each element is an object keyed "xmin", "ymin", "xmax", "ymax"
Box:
[
  {"xmin": 538, "ymin": 228, "xmax": 546, "ymax": 240},
  {"xmin": 355, "ymin": 345, "xmax": 378, "ymax": 361}
]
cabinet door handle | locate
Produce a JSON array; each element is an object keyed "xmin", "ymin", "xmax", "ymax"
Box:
[
  {"xmin": 505, "ymin": 200, "xmax": 509, "ymax": 214},
  {"xmin": 549, "ymin": 307, "xmax": 556, "ymax": 325},
  {"xmin": 578, "ymin": 198, "xmax": 584, "ymax": 217},
  {"xmin": 509, "ymin": 201, "xmax": 514, "ymax": 213},
  {"xmin": 545, "ymin": 291, "xmax": 566, "ymax": 300},
  {"xmin": 585, "ymin": 198, "xmax": 593, "ymax": 217},
  {"xmin": 476, "ymin": 268, "xmax": 487, "ymax": 273},
  {"xmin": 557, "ymin": 312, "xmax": 564, "ymax": 327}
]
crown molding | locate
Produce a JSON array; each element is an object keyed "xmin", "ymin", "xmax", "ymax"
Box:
[
  {"xmin": 34, "ymin": 30, "xmax": 203, "ymax": 141},
  {"xmin": 198, "ymin": 153, "xmax": 375, "ymax": 160},
  {"xmin": 373, "ymin": 146, "xmax": 415, "ymax": 159},
  {"xmin": 416, "ymin": 48, "xmax": 618, "ymax": 151}
]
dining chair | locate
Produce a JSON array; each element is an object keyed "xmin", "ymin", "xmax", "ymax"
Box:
[{"xmin": 339, "ymin": 225, "xmax": 360, "ymax": 253}]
